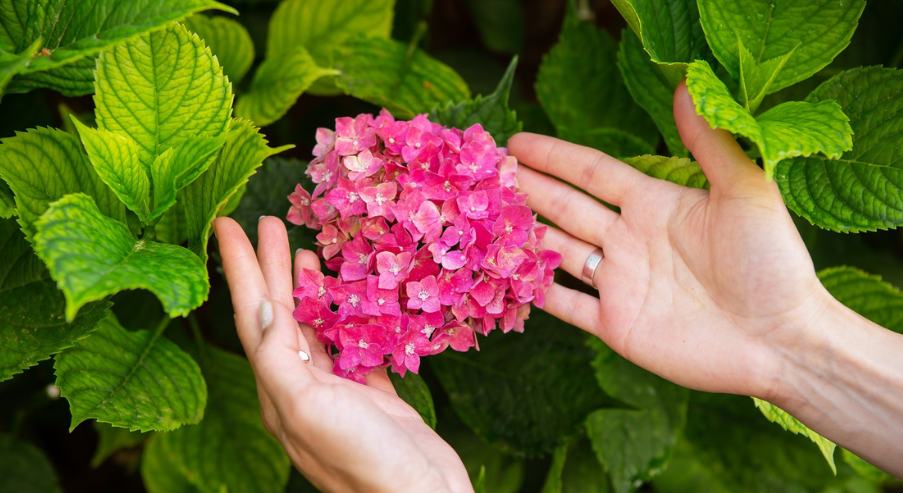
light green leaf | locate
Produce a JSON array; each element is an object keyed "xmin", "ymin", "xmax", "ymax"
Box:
[
  {"xmin": 55, "ymin": 315, "xmax": 206, "ymax": 432},
  {"xmin": 775, "ymin": 67, "xmax": 903, "ymax": 232},
  {"xmin": 0, "ymin": 434, "xmax": 62, "ymax": 493},
  {"xmin": 389, "ymin": 371, "xmax": 437, "ymax": 429},
  {"xmin": 0, "ymin": 217, "xmax": 111, "ymax": 382},
  {"xmin": 542, "ymin": 434, "xmax": 611, "ymax": 493},
  {"xmin": 686, "ymin": 60, "xmax": 853, "ymax": 178},
  {"xmin": 236, "ymin": 47, "xmax": 339, "ymax": 126},
  {"xmin": 841, "ymin": 449, "xmax": 896, "ymax": 484},
  {"xmin": 617, "ymin": 30, "xmax": 687, "ymax": 157},
  {"xmin": 558, "ymin": 127, "xmax": 655, "ymax": 159},
  {"xmin": 737, "ymin": 39, "xmax": 796, "ymax": 113},
  {"xmin": 0, "ymin": 181, "xmax": 14, "ymax": 218},
  {"xmin": 623, "ymin": 155, "xmax": 709, "ymax": 189},
  {"xmin": 183, "ymin": 14, "xmax": 255, "ymax": 84},
  {"xmin": 150, "ymin": 136, "xmax": 226, "ymax": 222},
  {"xmin": 586, "ymin": 340, "xmax": 689, "ymax": 493},
  {"xmin": 91, "ymin": 422, "xmax": 150, "ymax": 467},
  {"xmin": 94, "ymin": 22, "xmax": 232, "ymax": 170},
  {"xmin": 818, "ymin": 267, "xmax": 903, "ymax": 334},
  {"xmin": 0, "ymin": 127, "xmax": 126, "ymax": 237},
  {"xmin": 160, "ymin": 346, "xmax": 291, "ymax": 493},
  {"xmin": 698, "ymin": 0, "xmax": 865, "ymax": 94},
  {"xmin": 71, "ymin": 117, "xmax": 150, "ymax": 222},
  {"xmin": 463, "ymin": 0, "xmax": 525, "ymax": 54},
  {"xmin": 334, "ymin": 36, "xmax": 471, "ymax": 119},
  {"xmin": 431, "ymin": 310, "xmax": 615, "ymax": 456},
  {"xmin": 0, "ymin": 38, "xmax": 41, "ymax": 101},
  {"xmin": 176, "ymin": 119, "xmax": 291, "ymax": 262},
  {"xmin": 536, "ymin": 3, "xmax": 657, "ymax": 146},
  {"xmin": 142, "ymin": 435, "xmax": 201, "ymax": 493},
  {"xmin": 8, "ymin": 56, "xmax": 95, "ymax": 96},
  {"xmin": 430, "ymin": 56, "xmax": 522, "ymax": 146},
  {"xmin": 752, "ymin": 398, "xmax": 836, "ymax": 473},
  {"xmin": 33, "ymin": 193, "xmax": 209, "ymax": 321},
  {"xmin": 1, "ymin": 0, "xmax": 235, "ymax": 96}
]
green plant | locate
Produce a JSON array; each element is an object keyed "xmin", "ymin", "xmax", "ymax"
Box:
[{"xmin": 0, "ymin": 0, "xmax": 901, "ymax": 492}]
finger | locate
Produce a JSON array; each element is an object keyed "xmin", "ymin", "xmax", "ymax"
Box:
[
  {"xmin": 258, "ymin": 217, "xmax": 295, "ymax": 308},
  {"xmin": 517, "ymin": 166, "xmax": 619, "ymax": 247},
  {"xmin": 294, "ymin": 249, "xmax": 333, "ymax": 371},
  {"xmin": 255, "ymin": 297, "xmax": 316, "ymax": 397},
  {"xmin": 540, "ymin": 283, "xmax": 601, "ymax": 336},
  {"xmin": 364, "ymin": 367, "xmax": 397, "ymax": 394},
  {"xmin": 508, "ymin": 132, "xmax": 654, "ymax": 206},
  {"xmin": 214, "ymin": 217, "xmax": 269, "ymax": 355},
  {"xmin": 673, "ymin": 80, "xmax": 763, "ymax": 191},
  {"xmin": 541, "ymin": 227, "xmax": 603, "ymax": 286}
]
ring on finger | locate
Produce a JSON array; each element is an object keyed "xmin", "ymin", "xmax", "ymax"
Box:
[{"xmin": 581, "ymin": 248, "xmax": 604, "ymax": 289}]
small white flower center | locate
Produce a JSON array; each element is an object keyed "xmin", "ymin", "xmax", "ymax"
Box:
[
  {"xmin": 378, "ymin": 298, "xmax": 385, "ymax": 305},
  {"xmin": 375, "ymin": 193, "xmax": 387, "ymax": 204},
  {"xmin": 318, "ymin": 286, "xmax": 326, "ymax": 297},
  {"xmin": 405, "ymin": 343, "xmax": 416, "ymax": 355},
  {"xmin": 418, "ymin": 290, "xmax": 430, "ymax": 301},
  {"xmin": 414, "ymin": 142, "xmax": 421, "ymax": 149},
  {"xmin": 300, "ymin": 198, "xmax": 310, "ymax": 206},
  {"xmin": 389, "ymin": 263, "xmax": 401, "ymax": 275},
  {"xmin": 447, "ymin": 327, "xmax": 457, "ymax": 336},
  {"xmin": 389, "ymin": 137, "xmax": 396, "ymax": 144},
  {"xmin": 358, "ymin": 339, "xmax": 368, "ymax": 349},
  {"xmin": 358, "ymin": 253, "xmax": 367, "ymax": 265},
  {"xmin": 348, "ymin": 294, "xmax": 360, "ymax": 306},
  {"xmin": 421, "ymin": 324, "xmax": 435, "ymax": 337},
  {"xmin": 505, "ymin": 224, "xmax": 513, "ymax": 233},
  {"xmin": 314, "ymin": 317, "xmax": 324, "ymax": 327},
  {"xmin": 470, "ymin": 206, "xmax": 476, "ymax": 212},
  {"xmin": 348, "ymin": 191, "xmax": 359, "ymax": 203},
  {"xmin": 443, "ymin": 181, "xmax": 452, "ymax": 192},
  {"xmin": 394, "ymin": 326, "xmax": 402, "ymax": 333},
  {"xmin": 468, "ymin": 163, "xmax": 479, "ymax": 172}
]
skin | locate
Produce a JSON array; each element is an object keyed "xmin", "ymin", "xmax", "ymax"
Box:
[{"xmin": 214, "ymin": 82, "xmax": 903, "ymax": 491}]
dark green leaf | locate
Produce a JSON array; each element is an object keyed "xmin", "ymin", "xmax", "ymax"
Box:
[
  {"xmin": 542, "ymin": 434, "xmax": 611, "ymax": 493},
  {"xmin": 558, "ymin": 127, "xmax": 654, "ymax": 159},
  {"xmin": 389, "ymin": 371, "xmax": 436, "ymax": 429},
  {"xmin": 0, "ymin": 434, "xmax": 62, "ymax": 493},
  {"xmin": 0, "ymin": 180, "xmax": 13, "ymax": 218},
  {"xmin": 463, "ymin": 0, "xmax": 525, "ymax": 54},
  {"xmin": 440, "ymin": 417, "xmax": 524, "ymax": 493},
  {"xmin": 91, "ymin": 421, "xmax": 150, "ymax": 467},
  {"xmin": 141, "ymin": 434, "xmax": 201, "ymax": 493},
  {"xmin": 183, "ymin": 14, "xmax": 255, "ymax": 84},
  {"xmin": 818, "ymin": 266, "xmax": 903, "ymax": 334},
  {"xmin": 0, "ymin": 39, "xmax": 40, "ymax": 102}
]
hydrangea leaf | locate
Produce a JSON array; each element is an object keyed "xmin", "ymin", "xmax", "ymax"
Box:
[
  {"xmin": 142, "ymin": 435, "xmax": 201, "ymax": 493},
  {"xmin": 54, "ymin": 315, "xmax": 207, "ymax": 432},
  {"xmin": 71, "ymin": 117, "xmax": 150, "ymax": 222},
  {"xmin": 0, "ymin": 434, "xmax": 62, "ymax": 493},
  {"xmin": 557, "ymin": 127, "xmax": 654, "ymax": 159},
  {"xmin": 442, "ymin": 419, "xmax": 524, "ymax": 493},
  {"xmin": 623, "ymin": 155, "xmax": 709, "ymax": 190},
  {"xmin": 33, "ymin": 193, "xmax": 209, "ymax": 321},
  {"xmin": 430, "ymin": 56, "xmax": 522, "ymax": 147},
  {"xmin": 698, "ymin": 0, "xmax": 865, "ymax": 94},
  {"xmin": 1, "ymin": 0, "xmax": 235, "ymax": 96},
  {"xmin": 686, "ymin": 60, "xmax": 853, "ymax": 179},
  {"xmin": 431, "ymin": 310, "xmax": 615, "ymax": 456},
  {"xmin": 536, "ymin": 3, "xmax": 657, "ymax": 147},
  {"xmin": 0, "ymin": 217, "xmax": 111, "ymax": 382},
  {"xmin": 160, "ymin": 346, "xmax": 291, "ymax": 493},
  {"xmin": 8, "ymin": 57, "xmax": 95, "ymax": 96},
  {"xmin": 751, "ymin": 398, "xmax": 836, "ymax": 473},
  {"xmin": 819, "ymin": 266, "xmax": 903, "ymax": 334},
  {"xmin": 334, "ymin": 36, "xmax": 471, "ymax": 119},
  {"xmin": 541, "ymin": 435, "xmax": 611, "ymax": 493},
  {"xmin": 586, "ymin": 339, "xmax": 689, "ymax": 493},
  {"xmin": 610, "ymin": 0, "xmax": 710, "ymax": 85},
  {"xmin": 737, "ymin": 39, "xmax": 796, "ymax": 113},
  {"xmin": 183, "ymin": 14, "xmax": 254, "ymax": 84},
  {"xmin": 91, "ymin": 422, "xmax": 150, "ymax": 468},
  {"xmin": 616, "ymin": 31, "xmax": 687, "ymax": 157},
  {"xmin": 389, "ymin": 371, "xmax": 437, "ymax": 429},
  {"xmin": 463, "ymin": 0, "xmax": 525, "ymax": 54},
  {"xmin": 150, "ymin": 136, "xmax": 226, "ymax": 222},
  {"xmin": 0, "ymin": 38, "xmax": 41, "ymax": 101},
  {"xmin": 0, "ymin": 181, "xmax": 14, "ymax": 218},
  {"xmin": 841, "ymin": 449, "xmax": 896, "ymax": 484},
  {"xmin": 775, "ymin": 67, "xmax": 903, "ymax": 232},
  {"xmin": 0, "ymin": 127, "xmax": 126, "ymax": 238},
  {"xmin": 236, "ymin": 47, "xmax": 339, "ymax": 127},
  {"xmin": 94, "ymin": 22, "xmax": 232, "ymax": 171}
]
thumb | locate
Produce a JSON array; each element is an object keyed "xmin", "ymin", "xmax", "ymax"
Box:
[{"xmin": 673, "ymin": 80, "xmax": 764, "ymax": 192}]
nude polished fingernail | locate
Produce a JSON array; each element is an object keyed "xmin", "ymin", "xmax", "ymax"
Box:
[{"xmin": 259, "ymin": 299, "xmax": 274, "ymax": 330}]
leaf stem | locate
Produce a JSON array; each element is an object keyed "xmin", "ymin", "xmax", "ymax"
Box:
[
  {"xmin": 187, "ymin": 312, "xmax": 207, "ymax": 361},
  {"xmin": 405, "ymin": 21, "xmax": 429, "ymax": 64}
]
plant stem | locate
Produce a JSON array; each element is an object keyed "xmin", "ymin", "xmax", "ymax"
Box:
[{"xmin": 187, "ymin": 312, "xmax": 208, "ymax": 361}]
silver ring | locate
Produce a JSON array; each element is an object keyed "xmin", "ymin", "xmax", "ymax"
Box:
[
  {"xmin": 581, "ymin": 248, "xmax": 604, "ymax": 288},
  {"xmin": 299, "ymin": 350, "xmax": 312, "ymax": 364}
]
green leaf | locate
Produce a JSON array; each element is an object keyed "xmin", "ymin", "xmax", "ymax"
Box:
[
  {"xmin": 623, "ymin": 155, "xmax": 709, "ymax": 189},
  {"xmin": 33, "ymin": 193, "xmax": 209, "ymax": 321},
  {"xmin": 431, "ymin": 310, "xmax": 615, "ymax": 456},
  {"xmin": 542, "ymin": 434, "xmax": 611, "ymax": 493},
  {"xmin": 94, "ymin": 22, "xmax": 232, "ymax": 171},
  {"xmin": 71, "ymin": 117, "xmax": 150, "ymax": 222},
  {"xmin": 1, "ymin": 0, "xmax": 235, "ymax": 96},
  {"xmin": 752, "ymin": 398, "xmax": 836, "ymax": 473},
  {"xmin": 142, "ymin": 435, "xmax": 201, "ymax": 493},
  {"xmin": 441, "ymin": 417, "xmax": 524, "ymax": 493},
  {"xmin": 536, "ymin": 4, "xmax": 657, "ymax": 146},
  {"xmin": 586, "ymin": 340, "xmax": 689, "ymax": 493},
  {"xmin": 686, "ymin": 60, "xmax": 853, "ymax": 179},
  {"xmin": 334, "ymin": 36, "xmax": 471, "ymax": 119},
  {"xmin": 150, "ymin": 136, "xmax": 226, "ymax": 222},
  {"xmin": 160, "ymin": 346, "xmax": 291, "ymax": 493},
  {"xmin": 0, "ymin": 127, "xmax": 126, "ymax": 237},
  {"xmin": 558, "ymin": 127, "xmax": 654, "ymax": 159},
  {"xmin": 236, "ymin": 47, "xmax": 339, "ymax": 127},
  {"xmin": 8, "ymin": 56, "xmax": 95, "ymax": 96},
  {"xmin": 0, "ymin": 181, "xmax": 15, "ymax": 218},
  {"xmin": 0, "ymin": 38, "xmax": 41, "ymax": 102},
  {"xmin": 463, "ymin": 0, "xmax": 525, "ymax": 54},
  {"xmin": 430, "ymin": 57, "xmax": 522, "ymax": 146},
  {"xmin": 0, "ymin": 434, "xmax": 62, "ymax": 493},
  {"xmin": 175, "ymin": 119, "xmax": 291, "ymax": 262},
  {"xmin": 818, "ymin": 266, "xmax": 903, "ymax": 334},
  {"xmin": 737, "ymin": 38, "xmax": 796, "ymax": 113},
  {"xmin": 775, "ymin": 67, "xmax": 903, "ymax": 232},
  {"xmin": 388, "ymin": 371, "xmax": 437, "ymax": 429},
  {"xmin": 617, "ymin": 30, "xmax": 687, "ymax": 157},
  {"xmin": 841, "ymin": 449, "xmax": 896, "ymax": 484},
  {"xmin": 0, "ymin": 217, "xmax": 111, "ymax": 382},
  {"xmin": 183, "ymin": 14, "xmax": 255, "ymax": 84},
  {"xmin": 91, "ymin": 421, "xmax": 150, "ymax": 468},
  {"xmin": 698, "ymin": 0, "xmax": 866, "ymax": 94}
]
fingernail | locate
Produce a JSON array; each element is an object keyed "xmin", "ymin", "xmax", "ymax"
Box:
[
  {"xmin": 258, "ymin": 299, "xmax": 274, "ymax": 330},
  {"xmin": 295, "ymin": 248, "xmax": 303, "ymax": 257},
  {"xmin": 298, "ymin": 350, "xmax": 311, "ymax": 363}
]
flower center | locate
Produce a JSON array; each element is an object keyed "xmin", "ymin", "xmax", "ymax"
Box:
[
  {"xmin": 443, "ymin": 181, "xmax": 452, "ymax": 192},
  {"xmin": 414, "ymin": 142, "xmax": 421, "ymax": 149},
  {"xmin": 418, "ymin": 290, "xmax": 430, "ymax": 301},
  {"xmin": 358, "ymin": 253, "xmax": 367, "ymax": 265},
  {"xmin": 389, "ymin": 263, "xmax": 401, "ymax": 275},
  {"xmin": 348, "ymin": 191, "xmax": 359, "ymax": 203},
  {"xmin": 378, "ymin": 298, "xmax": 385, "ymax": 305},
  {"xmin": 375, "ymin": 193, "xmax": 387, "ymax": 204},
  {"xmin": 314, "ymin": 318, "xmax": 324, "ymax": 327},
  {"xmin": 318, "ymin": 286, "xmax": 326, "ymax": 297},
  {"xmin": 505, "ymin": 223, "xmax": 513, "ymax": 233},
  {"xmin": 348, "ymin": 294, "xmax": 360, "ymax": 306},
  {"xmin": 389, "ymin": 137, "xmax": 395, "ymax": 144},
  {"xmin": 468, "ymin": 163, "xmax": 479, "ymax": 172},
  {"xmin": 405, "ymin": 343, "xmax": 416, "ymax": 355},
  {"xmin": 358, "ymin": 339, "xmax": 368, "ymax": 349},
  {"xmin": 421, "ymin": 324, "xmax": 435, "ymax": 337}
]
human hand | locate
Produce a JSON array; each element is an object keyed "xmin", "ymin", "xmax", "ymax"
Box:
[
  {"xmin": 509, "ymin": 82, "xmax": 836, "ymax": 401},
  {"xmin": 213, "ymin": 216, "xmax": 472, "ymax": 493}
]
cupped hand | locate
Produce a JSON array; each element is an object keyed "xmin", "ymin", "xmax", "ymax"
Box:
[
  {"xmin": 509, "ymin": 82, "xmax": 834, "ymax": 400},
  {"xmin": 213, "ymin": 216, "xmax": 472, "ymax": 493}
]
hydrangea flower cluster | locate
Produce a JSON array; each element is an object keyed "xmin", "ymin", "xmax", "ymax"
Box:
[{"xmin": 287, "ymin": 110, "xmax": 561, "ymax": 383}]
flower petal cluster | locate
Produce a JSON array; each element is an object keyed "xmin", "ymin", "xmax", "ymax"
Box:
[{"xmin": 288, "ymin": 110, "xmax": 561, "ymax": 382}]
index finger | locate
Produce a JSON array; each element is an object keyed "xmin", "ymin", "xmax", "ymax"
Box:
[{"xmin": 508, "ymin": 133, "xmax": 653, "ymax": 206}]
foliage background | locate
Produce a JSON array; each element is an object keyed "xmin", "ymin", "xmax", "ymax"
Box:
[{"xmin": 0, "ymin": 0, "xmax": 902, "ymax": 492}]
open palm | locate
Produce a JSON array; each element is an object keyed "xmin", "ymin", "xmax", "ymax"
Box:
[
  {"xmin": 509, "ymin": 82, "xmax": 832, "ymax": 400},
  {"xmin": 214, "ymin": 216, "xmax": 471, "ymax": 493}
]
